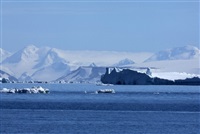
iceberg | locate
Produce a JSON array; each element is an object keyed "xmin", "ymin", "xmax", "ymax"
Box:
[
  {"xmin": 96, "ymin": 89, "xmax": 115, "ymax": 94},
  {"xmin": 0, "ymin": 86, "xmax": 49, "ymax": 94},
  {"xmin": 101, "ymin": 68, "xmax": 200, "ymax": 85}
]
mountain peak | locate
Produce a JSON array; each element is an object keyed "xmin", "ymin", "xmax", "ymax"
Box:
[
  {"xmin": 33, "ymin": 47, "xmax": 68, "ymax": 69},
  {"xmin": 89, "ymin": 63, "xmax": 97, "ymax": 67},
  {"xmin": 24, "ymin": 44, "xmax": 38, "ymax": 49},
  {"xmin": 3, "ymin": 45, "xmax": 39, "ymax": 64},
  {"xmin": 113, "ymin": 58, "xmax": 135, "ymax": 67},
  {"xmin": 18, "ymin": 72, "xmax": 32, "ymax": 81},
  {"xmin": 23, "ymin": 45, "xmax": 39, "ymax": 54}
]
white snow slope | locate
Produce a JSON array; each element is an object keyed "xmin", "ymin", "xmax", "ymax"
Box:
[{"xmin": 0, "ymin": 48, "xmax": 12, "ymax": 62}]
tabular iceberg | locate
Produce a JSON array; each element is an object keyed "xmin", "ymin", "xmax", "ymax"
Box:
[{"xmin": 101, "ymin": 68, "xmax": 200, "ymax": 85}]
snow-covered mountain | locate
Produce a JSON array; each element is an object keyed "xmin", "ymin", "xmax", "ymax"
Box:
[
  {"xmin": 0, "ymin": 70, "xmax": 18, "ymax": 82},
  {"xmin": 145, "ymin": 45, "xmax": 200, "ymax": 62},
  {"xmin": 1, "ymin": 45, "xmax": 151, "ymax": 81},
  {"xmin": 33, "ymin": 48, "xmax": 69, "ymax": 69},
  {"xmin": 57, "ymin": 66, "xmax": 106, "ymax": 83},
  {"xmin": 1, "ymin": 45, "xmax": 72, "ymax": 80},
  {"xmin": 2, "ymin": 45, "xmax": 41, "ymax": 64},
  {"xmin": 113, "ymin": 58, "xmax": 135, "ymax": 67},
  {"xmin": 1, "ymin": 45, "xmax": 51, "ymax": 77},
  {"xmin": 1, "ymin": 45, "xmax": 199, "ymax": 82},
  {"xmin": 0, "ymin": 48, "xmax": 12, "ymax": 62}
]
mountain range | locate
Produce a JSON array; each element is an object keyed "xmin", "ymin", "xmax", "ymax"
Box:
[
  {"xmin": 0, "ymin": 45, "xmax": 199, "ymax": 82},
  {"xmin": 145, "ymin": 45, "xmax": 200, "ymax": 62}
]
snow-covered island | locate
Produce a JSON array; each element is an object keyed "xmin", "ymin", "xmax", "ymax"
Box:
[
  {"xmin": 101, "ymin": 68, "xmax": 200, "ymax": 85},
  {"xmin": 0, "ymin": 86, "xmax": 49, "ymax": 94}
]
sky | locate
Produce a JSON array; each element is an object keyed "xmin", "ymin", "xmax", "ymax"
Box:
[{"xmin": 0, "ymin": 0, "xmax": 199, "ymax": 52}]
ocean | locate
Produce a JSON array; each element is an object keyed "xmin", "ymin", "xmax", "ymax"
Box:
[{"xmin": 0, "ymin": 84, "xmax": 200, "ymax": 134}]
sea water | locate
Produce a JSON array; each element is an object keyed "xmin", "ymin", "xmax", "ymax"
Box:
[{"xmin": 0, "ymin": 84, "xmax": 200, "ymax": 134}]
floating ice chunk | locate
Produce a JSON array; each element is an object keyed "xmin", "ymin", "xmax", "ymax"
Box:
[
  {"xmin": 0, "ymin": 86, "xmax": 49, "ymax": 94},
  {"xmin": 0, "ymin": 88, "xmax": 10, "ymax": 93},
  {"xmin": 8, "ymin": 89, "xmax": 16, "ymax": 93},
  {"xmin": 96, "ymin": 89, "xmax": 115, "ymax": 94}
]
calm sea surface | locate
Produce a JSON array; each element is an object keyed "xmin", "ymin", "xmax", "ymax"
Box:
[{"xmin": 0, "ymin": 84, "xmax": 200, "ymax": 134}]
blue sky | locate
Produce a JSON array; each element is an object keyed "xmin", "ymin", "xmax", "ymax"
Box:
[{"xmin": 0, "ymin": 0, "xmax": 199, "ymax": 52}]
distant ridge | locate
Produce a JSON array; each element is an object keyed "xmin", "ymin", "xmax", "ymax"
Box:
[
  {"xmin": 56, "ymin": 66, "xmax": 106, "ymax": 83},
  {"xmin": 144, "ymin": 45, "xmax": 200, "ymax": 62},
  {"xmin": 113, "ymin": 58, "xmax": 135, "ymax": 67}
]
